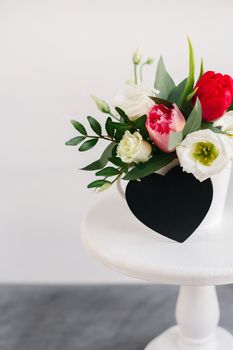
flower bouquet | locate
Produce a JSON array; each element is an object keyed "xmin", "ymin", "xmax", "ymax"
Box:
[{"xmin": 66, "ymin": 39, "xmax": 233, "ymax": 242}]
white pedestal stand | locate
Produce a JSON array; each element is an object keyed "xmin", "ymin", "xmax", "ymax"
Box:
[{"xmin": 81, "ymin": 194, "xmax": 233, "ymax": 350}]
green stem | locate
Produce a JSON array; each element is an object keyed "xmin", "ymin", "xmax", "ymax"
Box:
[
  {"xmin": 108, "ymin": 111, "xmax": 119, "ymax": 121},
  {"xmin": 87, "ymin": 135, "xmax": 117, "ymax": 143},
  {"xmin": 111, "ymin": 169, "xmax": 124, "ymax": 185},
  {"xmin": 134, "ymin": 64, "xmax": 138, "ymax": 84},
  {"xmin": 139, "ymin": 62, "xmax": 146, "ymax": 82}
]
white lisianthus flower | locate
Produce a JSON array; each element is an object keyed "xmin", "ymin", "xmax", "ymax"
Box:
[
  {"xmin": 113, "ymin": 83, "xmax": 155, "ymax": 121},
  {"xmin": 214, "ymin": 111, "xmax": 233, "ymax": 156},
  {"xmin": 117, "ymin": 131, "xmax": 152, "ymax": 164},
  {"xmin": 176, "ymin": 129, "xmax": 232, "ymax": 182}
]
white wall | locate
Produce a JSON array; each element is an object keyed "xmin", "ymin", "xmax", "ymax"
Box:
[{"xmin": 1, "ymin": 0, "xmax": 233, "ymax": 283}]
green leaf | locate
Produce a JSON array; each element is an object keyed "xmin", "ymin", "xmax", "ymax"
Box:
[
  {"xmin": 198, "ymin": 58, "xmax": 204, "ymax": 80},
  {"xmin": 201, "ymin": 122, "xmax": 225, "ymax": 134},
  {"xmin": 123, "ymin": 153, "xmax": 176, "ymax": 180},
  {"xmin": 79, "ymin": 138, "xmax": 98, "ymax": 152},
  {"xmin": 96, "ymin": 167, "xmax": 120, "ymax": 177},
  {"xmin": 186, "ymin": 87, "xmax": 198, "ymax": 102},
  {"xmin": 81, "ymin": 142, "xmax": 116, "ymax": 170},
  {"xmin": 105, "ymin": 117, "xmax": 115, "ymax": 138},
  {"xmin": 70, "ymin": 120, "xmax": 87, "ymax": 135},
  {"xmin": 111, "ymin": 122, "xmax": 131, "ymax": 131},
  {"xmin": 168, "ymin": 78, "xmax": 187, "ymax": 107},
  {"xmin": 154, "ymin": 56, "xmax": 175, "ymax": 99},
  {"xmin": 180, "ymin": 37, "xmax": 195, "ymax": 107},
  {"xmin": 115, "ymin": 107, "xmax": 131, "ymax": 124},
  {"xmin": 228, "ymin": 100, "xmax": 233, "ymax": 111},
  {"xmin": 149, "ymin": 96, "xmax": 173, "ymax": 108},
  {"xmin": 182, "ymin": 99, "xmax": 202, "ymax": 138},
  {"xmin": 65, "ymin": 136, "xmax": 86, "ymax": 146},
  {"xmin": 109, "ymin": 157, "xmax": 125, "ymax": 167},
  {"xmin": 168, "ymin": 131, "xmax": 183, "ymax": 151},
  {"xmin": 134, "ymin": 115, "xmax": 147, "ymax": 128},
  {"xmin": 87, "ymin": 179, "xmax": 111, "ymax": 189},
  {"xmin": 87, "ymin": 116, "xmax": 102, "ymax": 136}
]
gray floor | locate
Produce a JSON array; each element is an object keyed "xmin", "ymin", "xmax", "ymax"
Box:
[{"xmin": 0, "ymin": 285, "xmax": 232, "ymax": 350}]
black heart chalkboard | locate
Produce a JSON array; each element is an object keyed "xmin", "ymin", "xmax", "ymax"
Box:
[{"xmin": 125, "ymin": 166, "xmax": 213, "ymax": 243}]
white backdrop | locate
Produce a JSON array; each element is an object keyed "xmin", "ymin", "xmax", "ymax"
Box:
[{"xmin": 1, "ymin": 0, "xmax": 233, "ymax": 283}]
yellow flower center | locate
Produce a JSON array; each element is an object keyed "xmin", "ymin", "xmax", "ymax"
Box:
[{"xmin": 192, "ymin": 141, "xmax": 219, "ymax": 166}]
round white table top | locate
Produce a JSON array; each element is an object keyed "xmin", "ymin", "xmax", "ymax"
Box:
[{"xmin": 80, "ymin": 192, "xmax": 233, "ymax": 286}]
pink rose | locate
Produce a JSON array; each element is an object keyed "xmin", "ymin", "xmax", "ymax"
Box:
[{"xmin": 146, "ymin": 104, "xmax": 186, "ymax": 153}]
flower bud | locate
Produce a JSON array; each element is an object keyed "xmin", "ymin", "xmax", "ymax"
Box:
[
  {"xmin": 132, "ymin": 47, "xmax": 142, "ymax": 65},
  {"xmin": 146, "ymin": 58, "xmax": 154, "ymax": 65},
  {"xmin": 146, "ymin": 103, "xmax": 186, "ymax": 153},
  {"xmin": 91, "ymin": 95, "xmax": 110, "ymax": 114}
]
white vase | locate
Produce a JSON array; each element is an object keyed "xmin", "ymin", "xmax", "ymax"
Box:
[{"xmin": 117, "ymin": 160, "xmax": 232, "ymax": 232}]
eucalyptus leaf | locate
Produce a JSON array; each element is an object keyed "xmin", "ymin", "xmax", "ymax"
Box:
[
  {"xmin": 149, "ymin": 96, "xmax": 173, "ymax": 108},
  {"xmin": 201, "ymin": 122, "xmax": 225, "ymax": 134},
  {"xmin": 65, "ymin": 136, "xmax": 86, "ymax": 146},
  {"xmin": 79, "ymin": 138, "xmax": 98, "ymax": 152},
  {"xmin": 123, "ymin": 153, "xmax": 176, "ymax": 180},
  {"xmin": 154, "ymin": 56, "xmax": 175, "ymax": 99},
  {"xmin": 81, "ymin": 142, "xmax": 115, "ymax": 170},
  {"xmin": 96, "ymin": 167, "xmax": 120, "ymax": 177},
  {"xmin": 168, "ymin": 78, "xmax": 187, "ymax": 107},
  {"xmin": 168, "ymin": 131, "xmax": 183, "ymax": 151},
  {"xmin": 87, "ymin": 116, "xmax": 102, "ymax": 136},
  {"xmin": 87, "ymin": 179, "xmax": 111, "ymax": 189},
  {"xmin": 182, "ymin": 99, "xmax": 202, "ymax": 138},
  {"xmin": 70, "ymin": 120, "xmax": 87, "ymax": 135}
]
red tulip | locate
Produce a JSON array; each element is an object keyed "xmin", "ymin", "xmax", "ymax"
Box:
[{"xmin": 195, "ymin": 71, "xmax": 233, "ymax": 122}]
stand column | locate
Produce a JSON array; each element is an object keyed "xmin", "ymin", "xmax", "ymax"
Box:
[
  {"xmin": 176, "ymin": 286, "xmax": 219, "ymax": 350},
  {"xmin": 145, "ymin": 286, "xmax": 233, "ymax": 350}
]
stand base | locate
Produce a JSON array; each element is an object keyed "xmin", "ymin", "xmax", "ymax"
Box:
[{"xmin": 145, "ymin": 326, "xmax": 233, "ymax": 350}]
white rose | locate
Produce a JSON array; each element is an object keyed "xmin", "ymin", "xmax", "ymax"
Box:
[
  {"xmin": 176, "ymin": 129, "xmax": 232, "ymax": 182},
  {"xmin": 113, "ymin": 83, "xmax": 155, "ymax": 121},
  {"xmin": 117, "ymin": 131, "xmax": 152, "ymax": 164}
]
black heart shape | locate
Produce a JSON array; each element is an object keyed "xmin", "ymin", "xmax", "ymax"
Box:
[{"xmin": 125, "ymin": 166, "xmax": 213, "ymax": 243}]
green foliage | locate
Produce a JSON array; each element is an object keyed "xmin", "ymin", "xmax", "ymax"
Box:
[
  {"xmin": 180, "ymin": 37, "xmax": 195, "ymax": 108},
  {"xmin": 96, "ymin": 167, "xmax": 120, "ymax": 177},
  {"xmin": 70, "ymin": 120, "xmax": 87, "ymax": 135},
  {"xmin": 149, "ymin": 96, "xmax": 173, "ymax": 108},
  {"xmin": 81, "ymin": 142, "xmax": 116, "ymax": 170},
  {"xmin": 87, "ymin": 116, "xmax": 102, "ymax": 136},
  {"xmin": 168, "ymin": 78, "xmax": 187, "ymax": 108},
  {"xmin": 198, "ymin": 58, "xmax": 204, "ymax": 80},
  {"xmin": 168, "ymin": 131, "xmax": 183, "ymax": 151},
  {"xmin": 182, "ymin": 99, "xmax": 202, "ymax": 138},
  {"xmin": 201, "ymin": 122, "xmax": 225, "ymax": 134},
  {"xmin": 123, "ymin": 152, "xmax": 176, "ymax": 180},
  {"xmin": 65, "ymin": 136, "xmax": 86, "ymax": 146},
  {"xmin": 109, "ymin": 157, "xmax": 125, "ymax": 167},
  {"xmin": 79, "ymin": 138, "xmax": 98, "ymax": 151},
  {"xmin": 105, "ymin": 117, "xmax": 115, "ymax": 138},
  {"xmin": 115, "ymin": 107, "xmax": 131, "ymax": 124},
  {"xmin": 154, "ymin": 56, "xmax": 175, "ymax": 99},
  {"xmin": 87, "ymin": 179, "xmax": 111, "ymax": 189}
]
